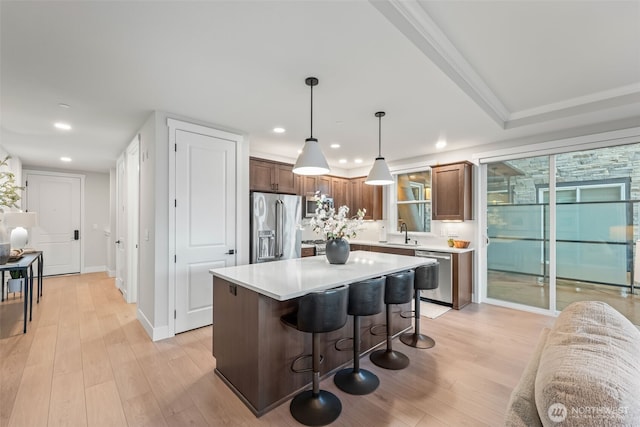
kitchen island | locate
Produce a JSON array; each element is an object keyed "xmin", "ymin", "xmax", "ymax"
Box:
[{"xmin": 209, "ymin": 250, "xmax": 435, "ymax": 416}]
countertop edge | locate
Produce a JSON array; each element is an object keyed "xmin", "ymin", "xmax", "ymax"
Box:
[
  {"xmin": 349, "ymin": 239, "xmax": 475, "ymax": 253},
  {"xmin": 210, "ymin": 252, "xmax": 437, "ymax": 301}
]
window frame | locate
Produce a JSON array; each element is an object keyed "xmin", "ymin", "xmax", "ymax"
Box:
[{"xmin": 390, "ymin": 167, "xmax": 434, "ymax": 234}]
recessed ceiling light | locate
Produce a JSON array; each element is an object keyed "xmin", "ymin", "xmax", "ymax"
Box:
[
  {"xmin": 60, "ymin": 157, "xmax": 72, "ymax": 162},
  {"xmin": 354, "ymin": 158, "xmax": 363, "ymax": 164},
  {"xmin": 330, "ymin": 143, "xmax": 340, "ymax": 149},
  {"xmin": 58, "ymin": 103, "xmax": 71, "ymax": 109},
  {"xmin": 273, "ymin": 127, "xmax": 285, "ymax": 133},
  {"xmin": 297, "ymin": 149, "xmax": 302, "ymax": 154},
  {"xmin": 54, "ymin": 122, "xmax": 72, "ymax": 130},
  {"xmin": 436, "ymin": 140, "xmax": 447, "ymax": 149},
  {"xmin": 339, "ymin": 159, "xmax": 347, "ymax": 164}
]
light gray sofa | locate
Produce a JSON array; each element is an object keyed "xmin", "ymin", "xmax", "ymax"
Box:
[{"xmin": 504, "ymin": 301, "xmax": 640, "ymax": 426}]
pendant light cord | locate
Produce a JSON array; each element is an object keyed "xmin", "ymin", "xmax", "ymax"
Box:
[
  {"xmin": 310, "ymin": 83, "xmax": 314, "ymax": 139},
  {"xmin": 378, "ymin": 114, "xmax": 382, "ymax": 157}
]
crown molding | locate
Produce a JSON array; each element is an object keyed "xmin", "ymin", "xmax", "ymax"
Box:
[
  {"xmin": 371, "ymin": 0, "xmax": 640, "ymax": 130},
  {"xmin": 506, "ymin": 83, "xmax": 640, "ymax": 128},
  {"xmin": 370, "ymin": 0, "xmax": 510, "ymax": 127}
]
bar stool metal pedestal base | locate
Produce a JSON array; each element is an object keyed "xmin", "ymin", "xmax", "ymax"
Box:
[
  {"xmin": 290, "ymin": 388, "xmax": 342, "ymax": 427},
  {"xmin": 400, "ymin": 332, "xmax": 435, "ymax": 349},
  {"xmin": 369, "ymin": 346, "xmax": 410, "ymax": 370},
  {"xmin": 334, "ymin": 369, "xmax": 379, "ymax": 395}
]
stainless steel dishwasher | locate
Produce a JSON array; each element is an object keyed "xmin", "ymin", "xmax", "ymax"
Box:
[{"xmin": 415, "ymin": 250, "xmax": 452, "ymax": 305}]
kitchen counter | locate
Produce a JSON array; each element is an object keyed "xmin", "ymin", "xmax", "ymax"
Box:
[
  {"xmin": 210, "ymin": 251, "xmax": 434, "ymax": 416},
  {"xmin": 210, "ymin": 250, "xmax": 435, "ymax": 300},
  {"xmin": 349, "ymin": 239, "xmax": 475, "ymax": 254}
]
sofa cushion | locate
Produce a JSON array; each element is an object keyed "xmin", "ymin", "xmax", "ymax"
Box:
[
  {"xmin": 535, "ymin": 301, "xmax": 640, "ymax": 426},
  {"xmin": 504, "ymin": 327, "xmax": 550, "ymax": 427}
]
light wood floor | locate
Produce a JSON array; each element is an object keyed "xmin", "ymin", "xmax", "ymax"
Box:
[{"xmin": 1, "ymin": 273, "xmax": 554, "ymax": 426}]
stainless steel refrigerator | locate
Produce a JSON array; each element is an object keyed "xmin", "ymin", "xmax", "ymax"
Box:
[{"xmin": 251, "ymin": 192, "xmax": 302, "ymax": 263}]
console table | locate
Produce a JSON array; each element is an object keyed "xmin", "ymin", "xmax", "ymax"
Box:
[{"xmin": 1, "ymin": 251, "xmax": 44, "ymax": 333}]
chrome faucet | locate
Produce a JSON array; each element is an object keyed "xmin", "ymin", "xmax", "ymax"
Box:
[{"xmin": 400, "ymin": 222, "xmax": 409, "ymax": 244}]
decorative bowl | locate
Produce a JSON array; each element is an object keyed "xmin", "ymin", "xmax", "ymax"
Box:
[{"xmin": 453, "ymin": 240, "xmax": 470, "ymax": 248}]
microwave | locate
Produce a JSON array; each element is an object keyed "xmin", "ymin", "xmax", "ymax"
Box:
[{"xmin": 304, "ymin": 196, "xmax": 333, "ymax": 218}]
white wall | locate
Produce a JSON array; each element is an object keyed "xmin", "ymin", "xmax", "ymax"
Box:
[
  {"xmin": 83, "ymin": 172, "xmax": 110, "ymax": 272},
  {"xmin": 137, "ymin": 112, "xmax": 158, "ymax": 334},
  {"xmin": 107, "ymin": 168, "xmax": 116, "ymax": 276}
]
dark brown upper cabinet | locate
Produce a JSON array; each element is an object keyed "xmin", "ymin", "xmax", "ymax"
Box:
[
  {"xmin": 349, "ymin": 177, "xmax": 382, "ymax": 220},
  {"xmin": 431, "ymin": 161, "xmax": 473, "ymax": 221},
  {"xmin": 249, "ymin": 158, "xmax": 297, "ymax": 194}
]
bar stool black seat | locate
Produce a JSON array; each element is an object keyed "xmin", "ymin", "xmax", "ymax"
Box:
[
  {"xmin": 281, "ymin": 285, "xmax": 349, "ymax": 426},
  {"xmin": 334, "ymin": 277, "xmax": 385, "ymax": 395},
  {"xmin": 369, "ymin": 270, "xmax": 415, "ymax": 370},
  {"xmin": 400, "ymin": 263, "xmax": 439, "ymax": 349}
]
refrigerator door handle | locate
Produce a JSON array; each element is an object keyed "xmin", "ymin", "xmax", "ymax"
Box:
[{"xmin": 275, "ymin": 199, "xmax": 284, "ymax": 258}]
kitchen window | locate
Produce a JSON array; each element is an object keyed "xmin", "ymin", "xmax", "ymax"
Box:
[{"xmin": 393, "ymin": 170, "xmax": 431, "ymax": 232}]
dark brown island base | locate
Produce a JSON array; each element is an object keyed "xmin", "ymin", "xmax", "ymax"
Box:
[{"xmin": 209, "ymin": 251, "xmax": 436, "ymax": 416}]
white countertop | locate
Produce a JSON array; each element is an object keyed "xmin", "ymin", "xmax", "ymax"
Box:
[
  {"xmin": 209, "ymin": 250, "xmax": 436, "ymax": 301},
  {"xmin": 349, "ymin": 239, "xmax": 475, "ymax": 254}
]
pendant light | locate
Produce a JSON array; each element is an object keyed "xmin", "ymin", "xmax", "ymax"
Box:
[
  {"xmin": 293, "ymin": 77, "xmax": 330, "ymax": 175},
  {"xmin": 365, "ymin": 111, "xmax": 394, "ymax": 185}
]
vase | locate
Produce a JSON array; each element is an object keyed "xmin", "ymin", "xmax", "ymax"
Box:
[
  {"xmin": 325, "ymin": 238, "xmax": 350, "ymax": 264},
  {"xmin": 8, "ymin": 277, "xmax": 24, "ymax": 294},
  {"xmin": 0, "ymin": 211, "xmax": 9, "ymax": 265}
]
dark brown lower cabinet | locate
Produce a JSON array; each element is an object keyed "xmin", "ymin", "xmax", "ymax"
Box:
[
  {"xmin": 452, "ymin": 251, "xmax": 472, "ymax": 310},
  {"xmin": 350, "ymin": 245, "xmax": 473, "ymax": 310},
  {"xmin": 212, "ymin": 277, "xmax": 410, "ymax": 416},
  {"xmin": 301, "ymin": 247, "xmax": 315, "ymax": 257}
]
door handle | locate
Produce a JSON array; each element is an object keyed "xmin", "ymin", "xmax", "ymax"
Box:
[
  {"xmin": 275, "ymin": 199, "xmax": 284, "ymax": 258},
  {"xmin": 74, "ymin": 230, "xmax": 79, "ymax": 240},
  {"xmin": 225, "ymin": 249, "xmax": 235, "ymax": 255},
  {"xmin": 115, "ymin": 240, "xmax": 121, "ymax": 244}
]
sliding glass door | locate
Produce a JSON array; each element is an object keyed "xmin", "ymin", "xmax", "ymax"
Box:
[
  {"xmin": 486, "ymin": 157, "xmax": 550, "ymax": 309},
  {"xmin": 484, "ymin": 143, "xmax": 640, "ymax": 325}
]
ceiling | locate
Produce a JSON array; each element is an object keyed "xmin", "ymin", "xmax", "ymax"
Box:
[{"xmin": 2, "ymin": 0, "xmax": 639, "ymax": 173}]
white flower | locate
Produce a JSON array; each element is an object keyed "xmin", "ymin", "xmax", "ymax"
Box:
[{"xmin": 309, "ymin": 199, "xmax": 366, "ymax": 240}]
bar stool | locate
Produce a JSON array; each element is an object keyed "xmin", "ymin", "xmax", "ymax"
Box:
[
  {"xmin": 334, "ymin": 277, "xmax": 385, "ymax": 395},
  {"xmin": 281, "ymin": 285, "xmax": 349, "ymax": 426},
  {"xmin": 400, "ymin": 263, "xmax": 439, "ymax": 349},
  {"xmin": 369, "ymin": 270, "xmax": 414, "ymax": 370}
]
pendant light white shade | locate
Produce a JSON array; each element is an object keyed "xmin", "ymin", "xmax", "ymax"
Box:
[
  {"xmin": 293, "ymin": 137, "xmax": 330, "ymax": 175},
  {"xmin": 366, "ymin": 157, "xmax": 394, "ymax": 185},
  {"xmin": 293, "ymin": 77, "xmax": 330, "ymax": 176},
  {"xmin": 365, "ymin": 111, "xmax": 394, "ymax": 186}
]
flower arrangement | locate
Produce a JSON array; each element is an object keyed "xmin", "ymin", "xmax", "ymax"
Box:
[
  {"xmin": 0, "ymin": 156, "xmax": 22, "ymax": 209},
  {"xmin": 310, "ymin": 197, "xmax": 366, "ymax": 240}
]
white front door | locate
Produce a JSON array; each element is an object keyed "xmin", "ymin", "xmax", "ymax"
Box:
[
  {"xmin": 115, "ymin": 154, "xmax": 127, "ymax": 296},
  {"xmin": 25, "ymin": 172, "xmax": 82, "ymax": 276},
  {"xmin": 174, "ymin": 127, "xmax": 236, "ymax": 333}
]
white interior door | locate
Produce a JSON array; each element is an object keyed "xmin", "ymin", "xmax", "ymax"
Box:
[
  {"xmin": 26, "ymin": 172, "xmax": 81, "ymax": 276},
  {"xmin": 174, "ymin": 128, "xmax": 236, "ymax": 333},
  {"xmin": 126, "ymin": 137, "xmax": 139, "ymax": 303},
  {"xmin": 115, "ymin": 154, "xmax": 127, "ymax": 295}
]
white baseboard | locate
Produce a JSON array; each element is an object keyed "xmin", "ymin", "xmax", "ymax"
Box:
[
  {"xmin": 83, "ymin": 265, "xmax": 106, "ymax": 274},
  {"xmin": 107, "ymin": 269, "xmax": 116, "ymax": 277},
  {"xmin": 137, "ymin": 308, "xmax": 173, "ymax": 342}
]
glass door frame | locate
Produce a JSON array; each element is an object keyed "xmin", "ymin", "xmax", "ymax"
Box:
[{"xmin": 474, "ymin": 126, "xmax": 640, "ymax": 316}]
